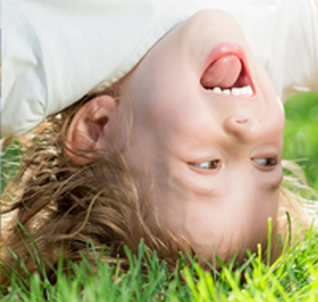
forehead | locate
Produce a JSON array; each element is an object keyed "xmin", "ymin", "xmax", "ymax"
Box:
[{"xmin": 152, "ymin": 167, "xmax": 281, "ymax": 258}]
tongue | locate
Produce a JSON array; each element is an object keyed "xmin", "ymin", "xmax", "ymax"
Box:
[{"xmin": 201, "ymin": 55, "xmax": 242, "ymax": 89}]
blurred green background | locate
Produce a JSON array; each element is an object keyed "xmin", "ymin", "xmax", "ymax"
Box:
[
  {"xmin": 283, "ymin": 92, "xmax": 318, "ymax": 190},
  {"xmin": 1, "ymin": 92, "xmax": 318, "ymax": 191}
]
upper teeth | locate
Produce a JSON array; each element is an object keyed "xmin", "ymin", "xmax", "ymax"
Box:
[{"xmin": 210, "ymin": 86, "xmax": 253, "ymax": 96}]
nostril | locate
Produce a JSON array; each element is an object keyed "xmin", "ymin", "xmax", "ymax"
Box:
[
  {"xmin": 224, "ymin": 116, "xmax": 264, "ymax": 143},
  {"xmin": 235, "ymin": 118, "xmax": 248, "ymax": 124}
]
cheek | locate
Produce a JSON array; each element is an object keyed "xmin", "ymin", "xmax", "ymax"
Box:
[{"xmin": 269, "ymin": 97, "xmax": 285, "ymax": 135}]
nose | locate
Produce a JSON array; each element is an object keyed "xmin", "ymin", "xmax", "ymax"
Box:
[{"xmin": 223, "ymin": 116, "xmax": 263, "ymax": 143}]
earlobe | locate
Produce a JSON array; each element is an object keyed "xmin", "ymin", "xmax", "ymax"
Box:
[{"xmin": 65, "ymin": 95, "xmax": 117, "ymax": 165}]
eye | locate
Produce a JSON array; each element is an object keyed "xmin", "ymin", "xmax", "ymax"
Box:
[
  {"xmin": 192, "ymin": 160, "xmax": 221, "ymax": 170},
  {"xmin": 253, "ymin": 157, "xmax": 279, "ymax": 168}
]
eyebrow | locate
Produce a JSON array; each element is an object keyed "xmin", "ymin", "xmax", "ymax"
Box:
[
  {"xmin": 174, "ymin": 174, "xmax": 219, "ymax": 197},
  {"xmin": 265, "ymin": 173, "xmax": 283, "ymax": 192}
]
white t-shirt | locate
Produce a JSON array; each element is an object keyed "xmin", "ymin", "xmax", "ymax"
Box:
[{"xmin": 2, "ymin": 0, "xmax": 318, "ymax": 136}]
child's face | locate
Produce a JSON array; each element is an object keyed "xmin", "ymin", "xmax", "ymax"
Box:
[{"xmin": 119, "ymin": 10, "xmax": 285, "ymax": 260}]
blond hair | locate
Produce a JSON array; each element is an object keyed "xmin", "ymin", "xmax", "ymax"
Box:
[{"xmin": 1, "ymin": 93, "xmax": 316, "ymax": 285}]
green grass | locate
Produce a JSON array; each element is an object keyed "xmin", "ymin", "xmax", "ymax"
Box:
[
  {"xmin": 1, "ymin": 228, "xmax": 318, "ymax": 302},
  {"xmin": 1, "ymin": 92, "xmax": 318, "ymax": 301},
  {"xmin": 1, "ymin": 140, "xmax": 22, "ymax": 192}
]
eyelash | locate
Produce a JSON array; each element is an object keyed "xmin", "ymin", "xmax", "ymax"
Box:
[
  {"xmin": 253, "ymin": 157, "xmax": 280, "ymax": 168},
  {"xmin": 192, "ymin": 160, "xmax": 221, "ymax": 170},
  {"xmin": 191, "ymin": 157, "xmax": 279, "ymax": 170}
]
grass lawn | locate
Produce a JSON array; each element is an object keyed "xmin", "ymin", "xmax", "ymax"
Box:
[{"xmin": 1, "ymin": 92, "xmax": 318, "ymax": 301}]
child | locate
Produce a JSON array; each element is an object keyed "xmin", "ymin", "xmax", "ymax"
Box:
[{"xmin": 1, "ymin": 0, "xmax": 318, "ymax": 284}]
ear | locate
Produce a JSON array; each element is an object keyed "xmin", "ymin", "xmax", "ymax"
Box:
[{"xmin": 66, "ymin": 95, "xmax": 117, "ymax": 165}]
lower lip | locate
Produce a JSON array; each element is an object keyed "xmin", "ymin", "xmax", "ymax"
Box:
[
  {"xmin": 203, "ymin": 42, "xmax": 257, "ymax": 100},
  {"xmin": 203, "ymin": 42, "xmax": 246, "ymax": 70}
]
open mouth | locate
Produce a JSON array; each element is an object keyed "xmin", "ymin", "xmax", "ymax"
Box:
[{"xmin": 200, "ymin": 43, "xmax": 255, "ymax": 97}]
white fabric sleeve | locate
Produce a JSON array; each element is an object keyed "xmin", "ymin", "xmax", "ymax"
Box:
[
  {"xmin": 2, "ymin": 0, "xmax": 191, "ymax": 136},
  {"xmin": 2, "ymin": 2, "xmax": 46, "ymax": 136},
  {"xmin": 281, "ymin": 0, "xmax": 318, "ymax": 99},
  {"xmin": 230, "ymin": 0, "xmax": 318, "ymax": 101}
]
